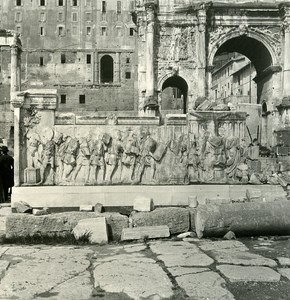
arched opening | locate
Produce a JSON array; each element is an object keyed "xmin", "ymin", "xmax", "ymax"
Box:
[
  {"xmin": 100, "ymin": 55, "xmax": 114, "ymax": 83},
  {"xmin": 161, "ymin": 76, "xmax": 188, "ymax": 114},
  {"xmin": 211, "ymin": 35, "xmax": 275, "ymax": 147}
]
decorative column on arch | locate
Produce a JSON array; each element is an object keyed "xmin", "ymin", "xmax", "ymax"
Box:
[
  {"xmin": 281, "ymin": 4, "xmax": 290, "ymax": 99},
  {"xmin": 142, "ymin": 1, "xmax": 158, "ymax": 114},
  {"xmin": 196, "ymin": 4, "xmax": 207, "ymax": 102}
]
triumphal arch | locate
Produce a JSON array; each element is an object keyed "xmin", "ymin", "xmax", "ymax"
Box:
[{"xmin": 11, "ymin": 1, "xmax": 290, "ymax": 208}]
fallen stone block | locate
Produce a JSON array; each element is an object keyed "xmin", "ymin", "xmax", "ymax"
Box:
[
  {"xmin": 223, "ymin": 231, "xmax": 236, "ymax": 240},
  {"xmin": 131, "ymin": 207, "xmax": 190, "ymax": 234},
  {"xmin": 6, "ymin": 212, "xmax": 128, "ymax": 241},
  {"xmin": 73, "ymin": 217, "xmax": 108, "ymax": 244},
  {"xmin": 79, "ymin": 205, "xmax": 93, "ymax": 212},
  {"xmin": 32, "ymin": 208, "xmax": 50, "ymax": 216},
  {"xmin": 195, "ymin": 201, "xmax": 290, "ymax": 238},
  {"xmin": 14, "ymin": 201, "xmax": 32, "ymax": 214},
  {"xmin": 121, "ymin": 225, "xmax": 170, "ymax": 241},
  {"xmin": 205, "ymin": 198, "xmax": 231, "ymax": 205},
  {"xmin": 133, "ymin": 196, "xmax": 154, "ymax": 212},
  {"xmin": 188, "ymin": 196, "xmax": 198, "ymax": 208},
  {"xmin": 177, "ymin": 232, "xmax": 196, "ymax": 239},
  {"xmin": 94, "ymin": 203, "xmax": 103, "ymax": 213}
]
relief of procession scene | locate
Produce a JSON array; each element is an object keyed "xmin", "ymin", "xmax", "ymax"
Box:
[
  {"xmin": 22, "ymin": 117, "xmax": 274, "ymax": 186},
  {"xmin": 24, "ymin": 125, "xmax": 195, "ymax": 186}
]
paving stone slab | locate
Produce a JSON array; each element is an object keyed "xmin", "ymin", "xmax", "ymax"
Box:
[
  {"xmin": 150, "ymin": 241, "xmax": 214, "ymax": 267},
  {"xmin": 278, "ymin": 268, "xmax": 290, "ymax": 280},
  {"xmin": 198, "ymin": 240, "xmax": 248, "ymax": 252},
  {"xmin": 168, "ymin": 267, "xmax": 209, "ymax": 277},
  {"xmin": 0, "ymin": 247, "xmax": 9, "ymax": 257},
  {"xmin": 211, "ymin": 249, "xmax": 277, "ymax": 267},
  {"xmin": 217, "ymin": 265, "xmax": 281, "ymax": 282},
  {"xmin": 277, "ymin": 257, "xmax": 290, "ymax": 266},
  {"xmin": 123, "ymin": 244, "xmax": 147, "ymax": 253},
  {"xmin": 0, "ymin": 247, "xmax": 92, "ymax": 299},
  {"xmin": 176, "ymin": 271, "xmax": 235, "ymax": 299},
  {"xmin": 93, "ymin": 253, "xmax": 173, "ymax": 299}
]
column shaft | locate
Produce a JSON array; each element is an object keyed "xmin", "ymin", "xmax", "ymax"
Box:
[
  {"xmin": 13, "ymin": 107, "xmax": 21, "ymax": 187},
  {"xmin": 146, "ymin": 23, "xmax": 154, "ymax": 97},
  {"xmin": 10, "ymin": 47, "xmax": 18, "ymax": 97},
  {"xmin": 283, "ymin": 27, "xmax": 290, "ymax": 97}
]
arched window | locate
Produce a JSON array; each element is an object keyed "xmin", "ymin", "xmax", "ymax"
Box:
[{"xmin": 100, "ymin": 55, "xmax": 114, "ymax": 83}]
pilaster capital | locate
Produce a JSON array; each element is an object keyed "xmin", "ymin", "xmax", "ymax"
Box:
[
  {"xmin": 282, "ymin": 20, "xmax": 290, "ymax": 34},
  {"xmin": 197, "ymin": 7, "xmax": 207, "ymax": 32}
]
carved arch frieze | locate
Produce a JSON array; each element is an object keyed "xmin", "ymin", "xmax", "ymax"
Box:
[{"xmin": 208, "ymin": 25, "xmax": 281, "ymax": 67}]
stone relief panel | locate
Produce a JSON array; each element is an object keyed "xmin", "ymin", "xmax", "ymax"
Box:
[
  {"xmin": 20, "ymin": 111, "xmax": 282, "ymax": 186},
  {"xmin": 158, "ymin": 26, "xmax": 196, "ymax": 64}
]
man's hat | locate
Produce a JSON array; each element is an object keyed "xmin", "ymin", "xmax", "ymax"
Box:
[{"xmin": 1, "ymin": 146, "xmax": 8, "ymax": 153}]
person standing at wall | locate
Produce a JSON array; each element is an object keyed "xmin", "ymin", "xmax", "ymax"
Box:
[{"xmin": 0, "ymin": 146, "xmax": 14, "ymax": 202}]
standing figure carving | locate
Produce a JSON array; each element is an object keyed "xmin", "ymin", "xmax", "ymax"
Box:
[
  {"xmin": 134, "ymin": 128, "xmax": 157, "ymax": 184},
  {"xmin": 121, "ymin": 131, "xmax": 139, "ymax": 184},
  {"xmin": 105, "ymin": 130, "xmax": 124, "ymax": 184},
  {"xmin": 225, "ymin": 136, "xmax": 241, "ymax": 182},
  {"xmin": 62, "ymin": 136, "xmax": 79, "ymax": 182},
  {"xmin": 73, "ymin": 137, "xmax": 91, "ymax": 183},
  {"xmin": 54, "ymin": 131, "xmax": 65, "ymax": 184},
  {"xmin": 26, "ymin": 132, "xmax": 41, "ymax": 169},
  {"xmin": 39, "ymin": 128, "xmax": 55, "ymax": 185},
  {"xmin": 88, "ymin": 134, "xmax": 106, "ymax": 184}
]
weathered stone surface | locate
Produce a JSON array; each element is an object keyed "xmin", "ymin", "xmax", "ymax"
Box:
[
  {"xmin": 177, "ymin": 232, "xmax": 196, "ymax": 239},
  {"xmin": 94, "ymin": 203, "xmax": 103, "ymax": 213},
  {"xmin": 212, "ymin": 250, "xmax": 277, "ymax": 267},
  {"xmin": 195, "ymin": 202, "xmax": 290, "ymax": 238},
  {"xmin": 0, "ymin": 247, "xmax": 9, "ymax": 257},
  {"xmin": 73, "ymin": 217, "xmax": 108, "ymax": 244},
  {"xmin": 278, "ymin": 257, "xmax": 290, "ymax": 266},
  {"xmin": 133, "ymin": 196, "xmax": 154, "ymax": 212},
  {"xmin": 168, "ymin": 267, "xmax": 209, "ymax": 277},
  {"xmin": 246, "ymin": 188, "xmax": 262, "ymax": 201},
  {"xmin": 6, "ymin": 212, "xmax": 128, "ymax": 241},
  {"xmin": 278, "ymin": 268, "xmax": 290, "ymax": 280},
  {"xmin": 93, "ymin": 253, "xmax": 174, "ymax": 299},
  {"xmin": 33, "ymin": 208, "xmax": 49, "ymax": 216},
  {"xmin": 198, "ymin": 240, "xmax": 249, "ymax": 252},
  {"xmin": 205, "ymin": 198, "xmax": 231, "ymax": 205},
  {"xmin": 223, "ymin": 231, "xmax": 236, "ymax": 240},
  {"xmin": 150, "ymin": 241, "xmax": 214, "ymax": 267},
  {"xmin": 121, "ymin": 225, "xmax": 170, "ymax": 241},
  {"xmin": 0, "ymin": 260, "xmax": 9, "ymax": 275},
  {"xmin": 14, "ymin": 201, "xmax": 32, "ymax": 213},
  {"xmin": 131, "ymin": 207, "xmax": 190, "ymax": 234},
  {"xmin": 175, "ymin": 271, "xmax": 235, "ymax": 299},
  {"xmin": 0, "ymin": 247, "xmax": 93, "ymax": 299},
  {"xmin": 189, "ymin": 208, "xmax": 196, "ymax": 231},
  {"xmin": 79, "ymin": 205, "xmax": 93, "ymax": 212},
  {"xmin": 217, "ymin": 265, "xmax": 281, "ymax": 282},
  {"xmin": 123, "ymin": 244, "xmax": 147, "ymax": 253},
  {"xmin": 188, "ymin": 196, "xmax": 198, "ymax": 208}
]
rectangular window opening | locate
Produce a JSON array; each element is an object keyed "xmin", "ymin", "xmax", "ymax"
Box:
[
  {"xmin": 58, "ymin": 26, "xmax": 64, "ymax": 36},
  {"xmin": 126, "ymin": 57, "xmax": 130, "ymax": 63},
  {"xmin": 58, "ymin": 12, "xmax": 63, "ymax": 21},
  {"xmin": 58, "ymin": 0, "xmax": 63, "ymax": 6},
  {"xmin": 117, "ymin": 1, "xmax": 121, "ymax": 13},
  {"xmin": 86, "ymin": 27, "xmax": 91, "ymax": 35},
  {"xmin": 61, "ymin": 53, "xmax": 66, "ymax": 64},
  {"xmin": 40, "ymin": 26, "xmax": 45, "ymax": 36},
  {"xmin": 102, "ymin": 1, "xmax": 106, "ymax": 13},
  {"xmin": 72, "ymin": 12, "xmax": 78, "ymax": 22},
  {"xmin": 40, "ymin": 0, "xmax": 45, "ymax": 6},
  {"xmin": 86, "ymin": 54, "xmax": 91, "ymax": 64},
  {"xmin": 125, "ymin": 72, "xmax": 131, "ymax": 79},
  {"xmin": 101, "ymin": 27, "xmax": 106, "ymax": 36},
  {"xmin": 72, "ymin": 0, "xmax": 78, "ymax": 6},
  {"xmin": 16, "ymin": 0, "xmax": 22, "ymax": 6},
  {"xmin": 39, "ymin": 56, "xmax": 44, "ymax": 66},
  {"xmin": 79, "ymin": 94, "xmax": 85, "ymax": 104},
  {"xmin": 15, "ymin": 12, "xmax": 22, "ymax": 22},
  {"xmin": 86, "ymin": 12, "xmax": 92, "ymax": 21},
  {"xmin": 129, "ymin": 28, "xmax": 134, "ymax": 36},
  {"xmin": 60, "ymin": 94, "xmax": 66, "ymax": 104}
]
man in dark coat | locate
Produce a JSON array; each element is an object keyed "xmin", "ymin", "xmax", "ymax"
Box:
[{"xmin": 0, "ymin": 146, "xmax": 14, "ymax": 202}]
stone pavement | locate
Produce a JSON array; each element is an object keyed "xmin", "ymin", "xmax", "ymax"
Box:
[{"xmin": 0, "ymin": 237, "xmax": 290, "ymax": 299}]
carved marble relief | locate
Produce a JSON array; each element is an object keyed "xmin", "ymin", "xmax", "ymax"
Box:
[
  {"xmin": 22, "ymin": 121, "xmax": 278, "ymax": 186},
  {"xmin": 158, "ymin": 26, "xmax": 196, "ymax": 63}
]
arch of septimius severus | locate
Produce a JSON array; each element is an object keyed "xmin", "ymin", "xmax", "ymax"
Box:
[{"xmin": 135, "ymin": 0, "xmax": 290, "ymax": 147}]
